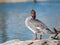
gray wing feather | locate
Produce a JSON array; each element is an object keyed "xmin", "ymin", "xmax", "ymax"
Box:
[
  {"xmin": 30, "ymin": 19, "xmax": 48, "ymax": 29},
  {"xmin": 30, "ymin": 19, "xmax": 54, "ymax": 33}
]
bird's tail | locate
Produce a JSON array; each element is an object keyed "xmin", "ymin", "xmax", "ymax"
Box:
[{"xmin": 46, "ymin": 28, "xmax": 55, "ymax": 34}]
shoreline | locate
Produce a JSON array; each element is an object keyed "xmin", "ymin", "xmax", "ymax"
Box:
[{"xmin": 0, "ymin": 39, "xmax": 60, "ymax": 45}]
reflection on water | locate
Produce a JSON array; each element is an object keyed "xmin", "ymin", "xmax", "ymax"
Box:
[
  {"xmin": 0, "ymin": 11, "xmax": 33, "ymax": 43},
  {"xmin": 0, "ymin": 12, "xmax": 7, "ymax": 43},
  {"xmin": 0, "ymin": 2, "xmax": 60, "ymax": 43}
]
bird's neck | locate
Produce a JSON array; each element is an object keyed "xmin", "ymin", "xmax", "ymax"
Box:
[
  {"xmin": 31, "ymin": 16, "xmax": 36, "ymax": 20},
  {"xmin": 32, "ymin": 17, "xmax": 36, "ymax": 20}
]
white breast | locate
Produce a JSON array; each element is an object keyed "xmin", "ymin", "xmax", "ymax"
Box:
[{"xmin": 25, "ymin": 17, "xmax": 36, "ymax": 33}]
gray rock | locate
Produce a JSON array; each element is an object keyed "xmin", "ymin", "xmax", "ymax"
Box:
[{"xmin": 0, "ymin": 39, "xmax": 60, "ymax": 45}]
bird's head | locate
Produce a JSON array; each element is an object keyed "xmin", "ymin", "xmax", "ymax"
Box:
[{"xmin": 31, "ymin": 9, "xmax": 36, "ymax": 19}]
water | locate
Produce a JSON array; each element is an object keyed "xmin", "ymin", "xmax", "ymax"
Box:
[{"xmin": 0, "ymin": 2, "xmax": 60, "ymax": 43}]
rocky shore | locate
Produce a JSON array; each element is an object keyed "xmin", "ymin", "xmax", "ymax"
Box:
[{"xmin": 0, "ymin": 39, "xmax": 60, "ymax": 45}]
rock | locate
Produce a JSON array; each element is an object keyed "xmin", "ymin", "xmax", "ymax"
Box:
[{"xmin": 0, "ymin": 39, "xmax": 60, "ymax": 45}]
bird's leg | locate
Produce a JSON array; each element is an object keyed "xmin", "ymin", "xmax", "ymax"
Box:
[
  {"xmin": 40, "ymin": 35, "xmax": 42, "ymax": 39},
  {"xmin": 34, "ymin": 33, "xmax": 38, "ymax": 40}
]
